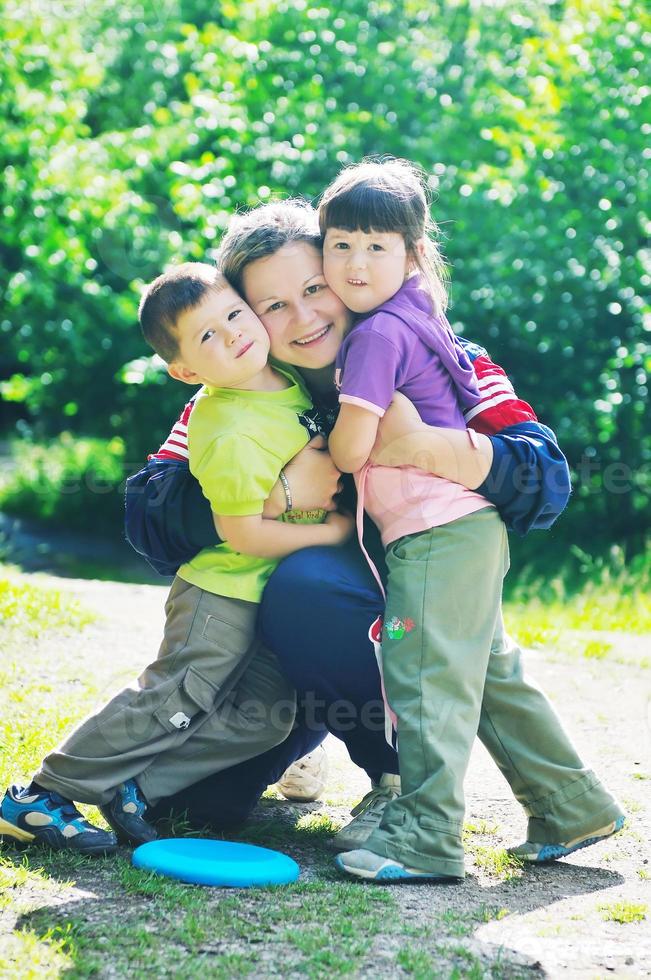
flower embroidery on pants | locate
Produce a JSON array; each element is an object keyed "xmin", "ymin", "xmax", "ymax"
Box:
[{"xmin": 384, "ymin": 616, "xmax": 415, "ymax": 640}]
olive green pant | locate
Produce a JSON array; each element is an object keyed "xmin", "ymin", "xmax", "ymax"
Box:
[
  {"xmin": 365, "ymin": 508, "xmax": 624, "ymax": 877},
  {"xmin": 35, "ymin": 577, "xmax": 296, "ymax": 806}
]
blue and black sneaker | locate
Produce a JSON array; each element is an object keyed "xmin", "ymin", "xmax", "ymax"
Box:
[
  {"xmin": 0, "ymin": 784, "xmax": 118, "ymax": 856},
  {"xmin": 99, "ymin": 779, "xmax": 158, "ymax": 848}
]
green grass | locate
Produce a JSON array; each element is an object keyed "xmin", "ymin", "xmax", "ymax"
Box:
[
  {"xmin": 504, "ymin": 548, "xmax": 651, "ymax": 651},
  {"xmin": 599, "ymin": 901, "xmax": 648, "ymax": 924},
  {"xmin": 0, "ymin": 574, "xmax": 95, "ymax": 639}
]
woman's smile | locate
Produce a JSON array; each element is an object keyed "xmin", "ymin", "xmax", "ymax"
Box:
[{"xmin": 292, "ymin": 324, "xmax": 333, "ymax": 346}]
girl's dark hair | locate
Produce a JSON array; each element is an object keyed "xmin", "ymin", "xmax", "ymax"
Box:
[
  {"xmin": 318, "ymin": 158, "xmax": 448, "ymax": 312},
  {"xmin": 218, "ymin": 199, "xmax": 321, "ymax": 295}
]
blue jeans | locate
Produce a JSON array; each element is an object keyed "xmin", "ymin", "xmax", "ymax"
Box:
[{"xmin": 147, "ymin": 541, "xmax": 398, "ymax": 828}]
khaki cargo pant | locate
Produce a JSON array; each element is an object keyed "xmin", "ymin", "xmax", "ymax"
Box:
[
  {"xmin": 35, "ymin": 577, "xmax": 296, "ymax": 806},
  {"xmin": 365, "ymin": 508, "xmax": 625, "ymax": 877}
]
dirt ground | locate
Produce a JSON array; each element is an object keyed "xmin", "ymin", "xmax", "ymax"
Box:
[{"xmin": 3, "ymin": 575, "xmax": 650, "ymax": 978}]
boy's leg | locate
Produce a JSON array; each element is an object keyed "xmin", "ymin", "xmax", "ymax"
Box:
[
  {"xmin": 143, "ymin": 541, "xmax": 395, "ymax": 837},
  {"xmin": 478, "ymin": 613, "xmax": 625, "ymax": 845},
  {"xmin": 146, "ymin": 711, "xmax": 326, "ymax": 829},
  {"xmin": 136, "ymin": 642, "xmax": 297, "ymax": 804},
  {"xmin": 364, "ymin": 508, "xmax": 507, "ymax": 878},
  {"xmin": 34, "ymin": 578, "xmax": 259, "ymax": 805}
]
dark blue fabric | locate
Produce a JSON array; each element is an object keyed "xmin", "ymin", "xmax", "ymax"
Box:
[
  {"xmin": 146, "ymin": 716, "xmax": 327, "ymax": 828},
  {"xmin": 479, "ymin": 422, "xmax": 571, "ymax": 535},
  {"xmin": 124, "ymin": 460, "xmax": 219, "ymax": 576}
]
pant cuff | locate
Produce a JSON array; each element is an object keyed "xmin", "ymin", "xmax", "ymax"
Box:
[
  {"xmin": 523, "ymin": 770, "xmax": 625, "ymax": 843},
  {"xmin": 31, "ymin": 768, "xmax": 113, "ymax": 807},
  {"xmin": 364, "ymin": 831, "xmax": 465, "ymax": 878}
]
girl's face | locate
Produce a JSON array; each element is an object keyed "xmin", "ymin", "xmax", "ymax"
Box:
[
  {"xmin": 323, "ymin": 227, "xmax": 415, "ymax": 313},
  {"xmin": 241, "ymin": 242, "xmax": 352, "ymax": 370}
]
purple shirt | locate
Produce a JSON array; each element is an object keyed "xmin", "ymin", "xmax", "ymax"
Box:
[{"xmin": 334, "ymin": 277, "xmax": 480, "ymax": 428}]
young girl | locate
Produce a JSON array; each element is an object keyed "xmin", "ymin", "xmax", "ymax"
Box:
[{"xmin": 320, "ymin": 158, "xmax": 624, "ymax": 881}]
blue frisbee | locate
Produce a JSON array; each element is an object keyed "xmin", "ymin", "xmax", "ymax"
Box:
[{"xmin": 132, "ymin": 838, "xmax": 300, "ymax": 888}]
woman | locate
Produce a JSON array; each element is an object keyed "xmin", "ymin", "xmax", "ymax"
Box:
[{"xmin": 128, "ymin": 200, "xmax": 622, "ymax": 862}]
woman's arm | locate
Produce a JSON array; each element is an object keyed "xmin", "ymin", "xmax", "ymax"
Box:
[
  {"xmin": 370, "ymin": 395, "xmax": 571, "ymax": 534},
  {"xmin": 216, "ymin": 510, "xmax": 354, "ymax": 559},
  {"xmin": 125, "ymin": 458, "xmax": 218, "ymax": 576},
  {"xmin": 369, "ymin": 393, "xmax": 494, "ymax": 489}
]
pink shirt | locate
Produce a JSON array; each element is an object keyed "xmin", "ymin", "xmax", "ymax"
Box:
[{"xmin": 358, "ymin": 464, "xmax": 491, "ymax": 551}]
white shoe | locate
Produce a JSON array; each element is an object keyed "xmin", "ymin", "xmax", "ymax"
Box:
[
  {"xmin": 276, "ymin": 746, "xmax": 329, "ymax": 802},
  {"xmin": 336, "ymin": 848, "xmax": 453, "ymax": 882},
  {"xmin": 331, "ymin": 773, "xmax": 401, "ymax": 852}
]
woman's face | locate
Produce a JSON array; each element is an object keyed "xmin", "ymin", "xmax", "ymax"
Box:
[{"xmin": 241, "ymin": 242, "xmax": 352, "ymax": 370}]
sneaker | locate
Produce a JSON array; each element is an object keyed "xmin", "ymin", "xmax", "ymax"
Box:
[
  {"xmin": 276, "ymin": 746, "xmax": 329, "ymax": 803},
  {"xmin": 508, "ymin": 815, "xmax": 626, "ymax": 863},
  {"xmin": 0, "ymin": 784, "xmax": 117, "ymax": 856},
  {"xmin": 99, "ymin": 779, "xmax": 157, "ymax": 847},
  {"xmin": 331, "ymin": 773, "xmax": 401, "ymax": 852},
  {"xmin": 335, "ymin": 847, "xmax": 455, "ymax": 883}
]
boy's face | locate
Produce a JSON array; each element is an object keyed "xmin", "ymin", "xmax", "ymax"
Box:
[
  {"xmin": 168, "ymin": 285, "xmax": 271, "ymax": 390},
  {"xmin": 323, "ymin": 227, "xmax": 417, "ymax": 314}
]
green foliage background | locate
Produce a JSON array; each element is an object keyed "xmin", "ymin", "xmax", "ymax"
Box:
[{"xmin": 1, "ymin": 0, "xmax": 649, "ymax": 555}]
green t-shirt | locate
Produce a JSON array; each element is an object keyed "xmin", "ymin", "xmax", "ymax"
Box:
[{"xmin": 177, "ymin": 364, "xmax": 322, "ymax": 602}]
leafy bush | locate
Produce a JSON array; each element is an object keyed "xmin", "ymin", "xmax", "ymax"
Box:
[
  {"xmin": 0, "ymin": 0, "xmax": 648, "ymax": 556},
  {"xmin": 0, "ymin": 434, "xmax": 127, "ymax": 534}
]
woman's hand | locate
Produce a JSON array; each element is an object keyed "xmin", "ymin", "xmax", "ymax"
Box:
[
  {"xmin": 370, "ymin": 393, "xmax": 429, "ymax": 468},
  {"xmin": 370, "ymin": 392, "xmax": 493, "ymax": 490},
  {"xmin": 263, "ymin": 436, "xmax": 343, "ymax": 519},
  {"xmin": 323, "ymin": 509, "xmax": 355, "ymax": 544}
]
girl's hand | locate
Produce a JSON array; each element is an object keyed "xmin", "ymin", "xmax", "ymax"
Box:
[
  {"xmin": 324, "ymin": 509, "xmax": 356, "ymax": 544},
  {"xmin": 263, "ymin": 436, "xmax": 343, "ymax": 519}
]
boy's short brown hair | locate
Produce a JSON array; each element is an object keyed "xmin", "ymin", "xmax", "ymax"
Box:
[{"xmin": 139, "ymin": 262, "xmax": 228, "ymax": 363}]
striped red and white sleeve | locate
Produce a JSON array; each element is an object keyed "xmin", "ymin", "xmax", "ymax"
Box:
[
  {"xmin": 463, "ymin": 354, "xmax": 537, "ymax": 436},
  {"xmin": 148, "ymin": 398, "xmax": 196, "ymax": 462}
]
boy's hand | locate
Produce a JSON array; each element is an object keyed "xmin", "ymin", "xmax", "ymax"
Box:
[
  {"xmin": 324, "ymin": 509, "xmax": 355, "ymax": 544},
  {"xmin": 263, "ymin": 436, "xmax": 343, "ymax": 519}
]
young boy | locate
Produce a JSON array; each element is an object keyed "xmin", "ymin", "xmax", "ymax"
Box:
[{"xmin": 0, "ymin": 264, "xmax": 352, "ymax": 855}]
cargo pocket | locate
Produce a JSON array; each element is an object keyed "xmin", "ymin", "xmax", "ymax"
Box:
[{"xmin": 154, "ymin": 665, "xmax": 218, "ymax": 734}]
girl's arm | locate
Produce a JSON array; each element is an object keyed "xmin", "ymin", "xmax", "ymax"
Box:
[
  {"xmin": 328, "ymin": 403, "xmax": 381, "ymax": 473},
  {"xmin": 370, "ymin": 392, "xmax": 494, "ymax": 489},
  {"xmin": 216, "ymin": 510, "xmax": 354, "ymax": 560}
]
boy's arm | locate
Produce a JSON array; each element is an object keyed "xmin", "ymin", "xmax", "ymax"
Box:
[
  {"xmin": 216, "ymin": 511, "xmax": 354, "ymax": 559},
  {"xmin": 125, "ymin": 409, "xmax": 342, "ymax": 575},
  {"xmin": 329, "ymin": 404, "xmax": 381, "ymax": 473}
]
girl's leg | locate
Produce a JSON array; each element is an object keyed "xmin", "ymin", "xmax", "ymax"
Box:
[
  {"xmin": 260, "ymin": 539, "xmax": 399, "ymax": 781},
  {"xmin": 478, "ymin": 614, "xmax": 624, "ymax": 845},
  {"xmin": 364, "ymin": 508, "xmax": 507, "ymax": 878}
]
